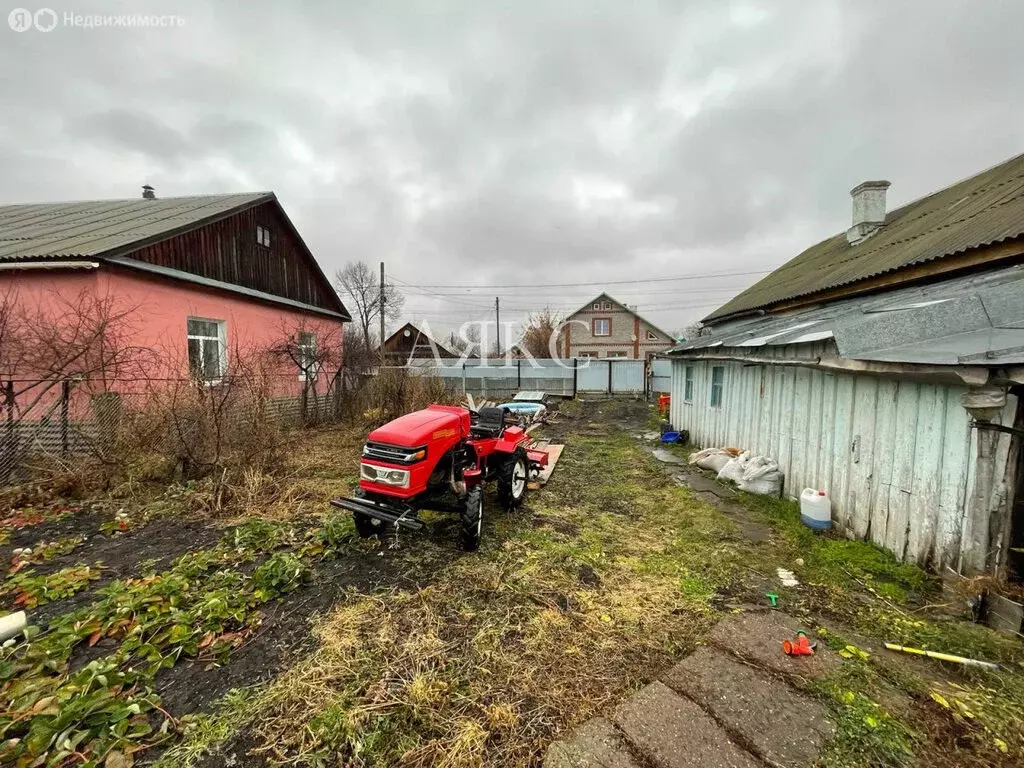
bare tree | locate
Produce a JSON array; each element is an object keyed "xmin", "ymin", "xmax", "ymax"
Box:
[
  {"xmin": 444, "ymin": 323, "xmax": 481, "ymax": 358},
  {"xmin": 678, "ymin": 323, "xmax": 711, "ymax": 341},
  {"xmin": 333, "ymin": 261, "xmax": 404, "ymax": 350},
  {"xmin": 266, "ymin": 319, "xmax": 345, "ymax": 424},
  {"xmin": 520, "ymin": 308, "xmax": 564, "ymax": 359}
]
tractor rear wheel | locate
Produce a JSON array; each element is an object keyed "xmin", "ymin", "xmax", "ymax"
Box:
[
  {"xmin": 497, "ymin": 449, "xmax": 529, "ymax": 510},
  {"xmin": 460, "ymin": 485, "xmax": 483, "ymax": 551}
]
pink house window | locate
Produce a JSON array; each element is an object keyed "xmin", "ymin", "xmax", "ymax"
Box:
[{"xmin": 187, "ymin": 317, "xmax": 227, "ymax": 383}]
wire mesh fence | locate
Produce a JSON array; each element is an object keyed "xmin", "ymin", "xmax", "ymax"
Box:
[{"xmin": 0, "ymin": 374, "xmax": 345, "ymax": 486}]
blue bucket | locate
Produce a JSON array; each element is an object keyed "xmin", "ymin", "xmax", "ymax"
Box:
[{"xmin": 661, "ymin": 431, "xmax": 681, "ymax": 443}]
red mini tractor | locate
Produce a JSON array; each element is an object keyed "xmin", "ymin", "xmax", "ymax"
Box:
[{"xmin": 331, "ymin": 404, "xmax": 549, "ymax": 550}]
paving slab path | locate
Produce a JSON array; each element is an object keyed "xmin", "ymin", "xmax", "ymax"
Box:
[{"xmin": 542, "ymin": 611, "xmax": 839, "ymax": 768}]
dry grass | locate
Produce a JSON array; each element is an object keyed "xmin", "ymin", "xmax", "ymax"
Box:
[
  {"xmin": 162, "ymin": 433, "xmax": 743, "ymax": 766},
  {"xmin": 157, "ymin": 407, "xmax": 1024, "ymax": 768}
]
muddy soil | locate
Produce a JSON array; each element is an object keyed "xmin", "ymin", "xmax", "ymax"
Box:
[{"xmin": 1, "ymin": 511, "xmax": 225, "ymax": 626}]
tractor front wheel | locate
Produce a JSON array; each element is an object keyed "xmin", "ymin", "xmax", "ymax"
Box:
[
  {"xmin": 460, "ymin": 485, "xmax": 483, "ymax": 551},
  {"xmin": 353, "ymin": 489, "xmax": 383, "ymax": 539},
  {"xmin": 353, "ymin": 512, "xmax": 383, "ymax": 538},
  {"xmin": 497, "ymin": 449, "xmax": 529, "ymax": 510}
]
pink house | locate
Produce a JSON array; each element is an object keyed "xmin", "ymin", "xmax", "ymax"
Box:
[{"xmin": 0, "ymin": 189, "xmax": 349, "ymax": 443}]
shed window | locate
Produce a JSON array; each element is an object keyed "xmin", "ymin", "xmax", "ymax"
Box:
[
  {"xmin": 684, "ymin": 366, "xmax": 694, "ymax": 402},
  {"xmin": 298, "ymin": 331, "xmax": 317, "ymax": 381},
  {"xmin": 710, "ymin": 366, "xmax": 725, "ymax": 407},
  {"xmin": 187, "ymin": 317, "xmax": 227, "ymax": 383},
  {"xmin": 256, "ymin": 225, "xmax": 271, "ymax": 247},
  {"xmin": 592, "ymin": 318, "xmax": 610, "ymax": 336}
]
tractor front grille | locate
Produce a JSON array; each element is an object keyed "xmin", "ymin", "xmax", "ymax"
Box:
[{"xmin": 362, "ymin": 441, "xmax": 427, "ymax": 465}]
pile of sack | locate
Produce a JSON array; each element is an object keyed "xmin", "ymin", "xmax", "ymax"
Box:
[{"xmin": 689, "ymin": 448, "xmax": 783, "ymax": 497}]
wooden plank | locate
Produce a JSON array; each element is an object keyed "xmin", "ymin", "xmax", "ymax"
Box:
[
  {"xmin": 906, "ymin": 384, "xmax": 942, "ymax": 564},
  {"xmin": 529, "ymin": 444, "xmax": 564, "ymax": 488},
  {"xmin": 848, "ymin": 375, "xmax": 878, "ymax": 540},
  {"xmin": 885, "ymin": 381, "xmax": 920, "ymax": 560},
  {"xmin": 869, "ymin": 379, "xmax": 899, "ymax": 548}
]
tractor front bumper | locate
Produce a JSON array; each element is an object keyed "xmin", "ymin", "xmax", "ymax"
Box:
[{"xmin": 330, "ymin": 495, "xmax": 425, "ymax": 531}]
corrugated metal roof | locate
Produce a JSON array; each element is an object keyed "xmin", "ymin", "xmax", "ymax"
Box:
[
  {"xmin": 707, "ymin": 152, "xmax": 1024, "ymax": 321},
  {"xmin": 0, "ymin": 193, "xmax": 272, "ymax": 260},
  {"xmin": 671, "ymin": 263, "xmax": 1024, "ymax": 366}
]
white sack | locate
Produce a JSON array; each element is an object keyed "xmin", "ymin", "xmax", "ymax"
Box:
[
  {"xmin": 717, "ymin": 452, "xmax": 749, "ymax": 484},
  {"xmin": 737, "ymin": 455, "xmax": 783, "ymax": 496}
]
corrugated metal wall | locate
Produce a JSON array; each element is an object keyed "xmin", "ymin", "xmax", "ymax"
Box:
[{"xmin": 669, "ymin": 355, "xmax": 1018, "ymax": 571}]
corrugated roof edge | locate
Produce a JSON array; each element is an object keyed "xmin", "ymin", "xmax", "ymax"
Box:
[
  {"xmin": 703, "ymin": 151, "xmax": 1024, "ymax": 324},
  {"xmin": 703, "ymin": 231, "xmax": 1024, "ymax": 325},
  {"xmin": 2, "ymin": 191, "xmax": 351, "ymax": 320}
]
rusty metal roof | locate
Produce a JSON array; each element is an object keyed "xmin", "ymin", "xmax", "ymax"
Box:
[
  {"xmin": 0, "ymin": 193, "xmax": 272, "ymax": 260},
  {"xmin": 706, "ymin": 152, "xmax": 1024, "ymax": 322}
]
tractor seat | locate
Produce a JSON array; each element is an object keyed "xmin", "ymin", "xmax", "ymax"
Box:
[{"xmin": 471, "ymin": 406, "xmax": 508, "ymax": 438}]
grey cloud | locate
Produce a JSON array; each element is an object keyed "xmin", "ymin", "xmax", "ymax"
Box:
[{"xmin": 1, "ymin": 0, "xmax": 1023, "ymax": 334}]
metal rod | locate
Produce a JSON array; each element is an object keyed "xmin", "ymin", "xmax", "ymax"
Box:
[{"xmin": 884, "ymin": 642, "xmax": 999, "ymax": 670}]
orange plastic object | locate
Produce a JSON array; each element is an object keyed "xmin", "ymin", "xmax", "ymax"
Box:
[
  {"xmin": 658, "ymin": 395, "xmax": 670, "ymax": 414},
  {"xmin": 782, "ymin": 632, "xmax": 815, "ymax": 656}
]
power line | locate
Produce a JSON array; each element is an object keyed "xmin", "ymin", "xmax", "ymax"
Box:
[{"xmin": 389, "ymin": 267, "xmax": 771, "ymax": 290}]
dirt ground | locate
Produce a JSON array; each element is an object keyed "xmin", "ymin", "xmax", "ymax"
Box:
[{"xmin": 2, "ymin": 399, "xmax": 1022, "ymax": 768}]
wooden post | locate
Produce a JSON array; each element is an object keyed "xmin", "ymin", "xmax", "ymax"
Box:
[
  {"xmin": 2, "ymin": 380, "xmax": 13, "ymax": 483},
  {"xmin": 60, "ymin": 380, "xmax": 70, "ymax": 458}
]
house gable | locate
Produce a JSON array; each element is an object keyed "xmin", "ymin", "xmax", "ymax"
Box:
[
  {"xmin": 121, "ymin": 199, "xmax": 345, "ymax": 316},
  {"xmin": 0, "ymin": 193, "xmax": 348, "ymax": 318},
  {"xmin": 382, "ymin": 322, "xmax": 456, "ymax": 359},
  {"xmin": 563, "ymin": 292, "xmax": 674, "ymax": 357}
]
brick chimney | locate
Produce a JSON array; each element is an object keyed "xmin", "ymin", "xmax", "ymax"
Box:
[
  {"xmin": 142, "ymin": 184, "xmax": 156, "ymax": 200},
  {"xmin": 846, "ymin": 180, "xmax": 890, "ymax": 245}
]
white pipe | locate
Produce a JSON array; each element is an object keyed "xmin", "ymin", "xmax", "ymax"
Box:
[{"xmin": 0, "ymin": 611, "xmax": 27, "ymax": 643}]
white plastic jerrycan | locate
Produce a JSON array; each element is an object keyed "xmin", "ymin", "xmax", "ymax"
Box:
[{"xmin": 800, "ymin": 488, "xmax": 832, "ymax": 531}]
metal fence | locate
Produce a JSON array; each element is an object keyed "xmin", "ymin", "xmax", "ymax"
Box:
[{"xmin": 407, "ymin": 358, "xmax": 652, "ymax": 399}]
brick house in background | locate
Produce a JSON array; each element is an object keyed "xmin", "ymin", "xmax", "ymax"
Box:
[
  {"xmin": 561, "ymin": 293, "xmax": 674, "ymax": 359},
  {"xmin": 0, "ymin": 189, "xmax": 349, "ymax": 435}
]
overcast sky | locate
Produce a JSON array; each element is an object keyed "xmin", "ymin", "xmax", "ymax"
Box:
[{"xmin": 2, "ymin": 1, "xmax": 1022, "ymax": 337}]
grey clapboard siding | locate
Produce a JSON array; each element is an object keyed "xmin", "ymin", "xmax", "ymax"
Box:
[{"xmin": 669, "ymin": 357, "xmax": 1018, "ymax": 571}]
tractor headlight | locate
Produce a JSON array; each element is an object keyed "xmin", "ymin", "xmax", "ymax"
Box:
[{"xmin": 360, "ymin": 463, "xmax": 410, "ymax": 488}]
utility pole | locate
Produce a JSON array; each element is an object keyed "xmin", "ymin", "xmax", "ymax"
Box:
[
  {"xmin": 379, "ymin": 261, "xmax": 386, "ymax": 362},
  {"xmin": 495, "ymin": 296, "xmax": 501, "ymax": 357}
]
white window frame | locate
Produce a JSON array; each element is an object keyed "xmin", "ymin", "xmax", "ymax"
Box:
[
  {"xmin": 605, "ymin": 351, "xmax": 627, "ymax": 358},
  {"xmin": 710, "ymin": 365, "xmax": 725, "ymax": 408},
  {"xmin": 684, "ymin": 366, "xmax": 694, "ymax": 402},
  {"xmin": 646, "ymin": 330, "xmax": 658, "ymax": 341},
  {"xmin": 577, "ymin": 351, "xmax": 596, "ymax": 359},
  {"xmin": 592, "ymin": 302, "xmax": 601, "ymax": 310},
  {"xmin": 187, "ymin": 317, "xmax": 227, "ymax": 385},
  {"xmin": 298, "ymin": 331, "xmax": 317, "ymax": 381},
  {"xmin": 602, "ymin": 301, "xmax": 612, "ymax": 310},
  {"xmin": 256, "ymin": 225, "xmax": 271, "ymax": 247},
  {"xmin": 593, "ymin": 318, "xmax": 610, "ymax": 337}
]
